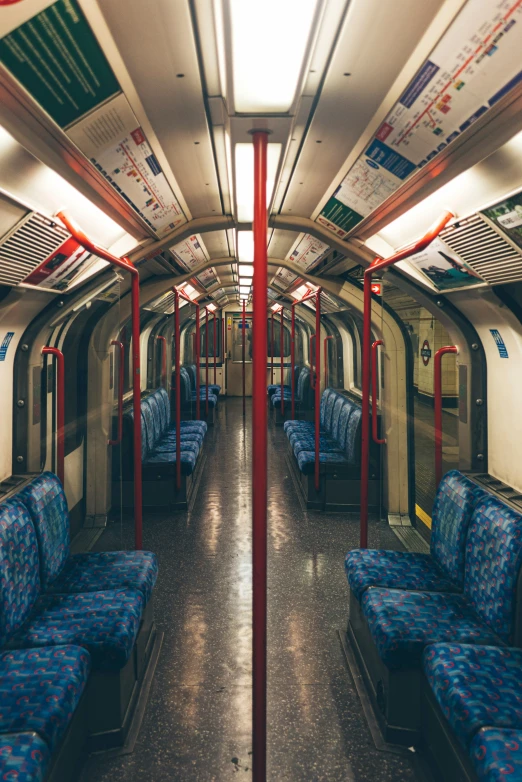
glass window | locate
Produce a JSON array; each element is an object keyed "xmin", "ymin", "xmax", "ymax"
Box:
[{"xmin": 267, "ymin": 319, "xmax": 290, "ymax": 358}]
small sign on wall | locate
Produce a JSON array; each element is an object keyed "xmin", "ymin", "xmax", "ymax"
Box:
[
  {"xmin": 0, "ymin": 332, "xmax": 14, "ymax": 361},
  {"xmin": 490, "ymin": 329, "xmax": 509, "ymax": 358},
  {"xmin": 421, "ymin": 339, "xmax": 432, "ymax": 366}
]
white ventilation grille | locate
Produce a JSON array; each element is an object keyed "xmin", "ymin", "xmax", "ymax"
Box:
[
  {"xmin": 440, "ymin": 214, "xmax": 522, "ymax": 285},
  {"xmin": 0, "ymin": 213, "xmax": 69, "ymax": 287}
]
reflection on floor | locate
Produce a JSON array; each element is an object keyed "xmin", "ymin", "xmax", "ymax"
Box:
[
  {"xmin": 414, "ymin": 397, "xmax": 459, "ymax": 532},
  {"xmin": 81, "ymin": 398, "xmax": 423, "ymax": 781}
]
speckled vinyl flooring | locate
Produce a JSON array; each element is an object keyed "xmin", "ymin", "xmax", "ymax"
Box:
[{"xmin": 81, "ymin": 398, "xmax": 425, "ymax": 782}]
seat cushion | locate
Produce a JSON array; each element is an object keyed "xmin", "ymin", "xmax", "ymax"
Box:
[
  {"xmin": 296, "ymin": 450, "xmax": 348, "ymax": 475},
  {"xmin": 0, "ymin": 645, "xmax": 90, "ymax": 750},
  {"xmin": 283, "ymin": 421, "xmax": 314, "ymax": 435},
  {"xmin": 423, "ymin": 643, "xmax": 522, "ymax": 750},
  {"xmin": 49, "ymin": 550, "xmax": 158, "ymax": 604},
  {"xmin": 151, "ymin": 437, "xmax": 200, "ymax": 457},
  {"xmin": 362, "ymin": 588, "xmax": 502, "ymax": 669},
  {"xmin": 8, "ymin": 590, "xmax": 143, "ymax": 671},
  {"xmin": 145, "ymin": 449, "xmax": 197, "ymax": 476},
  {"xmin": 192, "ymin": 393, "xmax": 217, "ymax": 408},
  {"xmin": 268, "ymin": 384, "xmax": 290, "ymax": 396},
  {"xmin": 290, "ymin": 433, "xmax": 342, "ymax": 456},
  {"xmin": 0, "ymin": 733, "xmax": 50, "ymax": 782},
  {"xmin": 169, "ymin": 421, "xmax": 207, "ymax": 437},
  {"xmin": 18, "ymin": 473, "xmax": 70, "ymax": 590},
  {"xmin": 470, "ymin": 728, "xmax": 522, "ymax": 781},
  {"xmin": 345, "ymin": 549, "xmax": 459, "ymax": 602},
  {"xmin": 430, "ymin": 471, "xmax": 486, "ymax": 588},
  {"xmin": 464, "ymin": 495, "xmax": 522, "ymax": 643}
]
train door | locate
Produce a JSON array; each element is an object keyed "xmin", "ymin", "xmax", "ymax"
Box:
[{"xmin": 226, "ymin": 311, "xmax": 252, "ymax": 396}]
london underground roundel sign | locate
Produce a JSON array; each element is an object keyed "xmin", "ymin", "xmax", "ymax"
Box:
[{"xmin": 421, "ymin": 340, "xmax": 432, "ymax": 366}]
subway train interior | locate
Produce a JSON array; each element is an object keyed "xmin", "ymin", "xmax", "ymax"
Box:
[{"xmin": 1, "ymin": 0, "xmax": 522, "ymax": 780}]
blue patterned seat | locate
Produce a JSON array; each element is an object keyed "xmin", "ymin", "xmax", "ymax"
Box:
[
  {"xmin": 0, "ymin": 646, "xmax": 90, "ymax": 750},
  {"xmin": 361, "ymin": 493, "xmax": 522, "ymax": 670},
  {"xmin": 18, "ymin": 473, "xmax": 158, "ymax": 604},
  {"xmin": 0, "ymin": 498, "xmax": 143, "ymax": 671},
  {"xmin": 0, "ymin": 733, "xmax": 50, "ymax": 782},
  {"xmin": 423, "ymin": 644, "xmax": 522, "ymax": 750},
  {"xmin": 470, "ymin": 728, "xmax": 522, "ymax": 781},
  {"xmin": 345, "ymin": 472, "xmax": 485, "ymax": 600},
  {"xmin": 187, "ymin": 365, "xmax": 221, "ymax": 396},
  {"xmin": 154, "ymin": 387, "xmax": 207, "ymax": 436},
  {"xmin": 288, "ymin": 431, "xmax": 342, "ymax": 455},
  {"xmin": 297, "ymin": 450, "xmax": 349, "ymax": 474}
]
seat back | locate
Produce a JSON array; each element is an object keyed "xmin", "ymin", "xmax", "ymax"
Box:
[
  {"xmin": 18, "ymin": 472, "xmax": 70, "ymax": 590},
  {"xmin": 140, "ymin": 399, "xmax": 157, "ymax": 453},
  {"xmin": 153, "ymin": 388, "xmax": 170, "ymax": 434},
  {"xmin": 187, "ymin": 365, "xmax": 197, "ymax": 388},
  {"xmin": 296, "ymin": 367, "xmax": 311, "ymax": 404},
  {"xmin": 0, "ymin": 498, "xmax": 40, "ymax": 644},
  {"xmin": 180, "ymin": 367, "xmax": 193, "ymax": 398},
  {"xmin": 329, "ymin": 396, "xmax": 346, "ymax": 442},
  {"xmin": 430, "ymin": 471, "xmax": 487, "ymax": 588},
  {"xmin": 144, "ymin": 395, "xmax": 163, "ymax": 445},
  {"xmin": 319, "ymin": 389, "xmax": 331, "ymax": 429},
  {"xmin": 464, "ymin": 494, "xmax": 522, "ymax": 643},
  {"xmin": 323, "ymin": 389, "xmax": 338, "ymax": 432}
]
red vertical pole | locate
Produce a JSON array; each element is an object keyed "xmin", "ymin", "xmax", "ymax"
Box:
[
  {"xmin": 195, "ymin": 305, "xmax": 201, "ymax": 420},
  {"xmin": 270, "ymin": 313, "xmax": 274, "ymax": 385},
  {"xmin": 222, "ymin": 313, "xmax": 226, "ymax": 395},
  {"xmin": 242, "ymin": 301, "xmax": 246, "ymax": 416},
  {"xmin": 205, "ymin": 308, "xmax": 209, "ymax": 416},
  {"xmin": 131, "ymin": 273, "xmax": 143, "ymax": 549},
  {"xmin": 214, "ymin": 313, "xmax": 217, "ymax": 387},
  {"xmin": 435, "ymin": 346, "xmax": 457, "ymax": 486},
  {"xmin": 280, "ymin": 308, "xmax": 284, "ymax": 416},
  {"xmin": 174, "ymin": 290, "xmax": 181, "ymax": 491},
  {"xmin": 314, "ymin": 291, "xmax": 321, "ymax": 493},
  {"xmin": 42, "ymin": 347, "xmax": 65, "ymax": 485},
  {"xmin": 360, "ymin": 272, "xmax": 373, "ymax": 548},
  {"xmin": 252, "ymin": 129, "xmax": 268, "ymax": 782},
  {"xmin": 291, "ymin": 305, "xmax": 296, "ymax": 419}
]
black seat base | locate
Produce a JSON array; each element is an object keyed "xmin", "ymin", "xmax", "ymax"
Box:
[
  {"xmin": 88, "ymin": 600, "xmax": 157, "ymax": 751},
  {"xmin": 420, "ymin": 676, "xmax": 477, "ymax": 782},
  {"xmin": 347, "ymin": 592, "xmax": 422, "ymax": 746},
  {"xmin": 47, "ymin": 689, "xmax": 89, "ymax": 782}
]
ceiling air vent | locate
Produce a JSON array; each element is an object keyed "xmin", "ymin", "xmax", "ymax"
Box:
[
  {"xmin": 0, "ymin": 213, "xmax": 69, "ymax": 288},
  {"xmin": 440, "ymin": 214, "xmax": 522, "ymax": 285}
]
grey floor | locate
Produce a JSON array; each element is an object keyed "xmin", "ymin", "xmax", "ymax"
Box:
[{"xmin": 82, "ymin": 398, "xmax": 424, "ymax": 781}]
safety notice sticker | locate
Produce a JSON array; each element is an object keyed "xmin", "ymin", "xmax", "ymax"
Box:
[
  {"xmin": 0, "ymin": 332, "xmax": 14, "ymax": 361},
  {"xmin": 490, "ymin": 328, "xmax": 509, "ymax": 357}
]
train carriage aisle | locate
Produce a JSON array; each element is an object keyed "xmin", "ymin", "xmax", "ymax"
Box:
[{"xmin": 81, "ymin": 398, "xmax": 420, "ymax": 782}]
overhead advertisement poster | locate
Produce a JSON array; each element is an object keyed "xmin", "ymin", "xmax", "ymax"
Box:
[
  {"xmin": 197, "ymin": 267, "xmax": 218, "ymax": 288},
  {"xmin": 318, "ymin": 0, "xmax": 522, "ymax": 239},
  {"xmin": 481, "ymin": 190, "xmax": 522, "ymax": 250},
  {"xmin": 68, "ymin": 94, "xmax": 185, "ymax": 236},
  {"xmin": 273, "ymin": 267, "xmax": 298, "ymax": 290},
  {"xmin": 0, "ymin": 0, "xmax": 186, "ymax": 237},
  {"xmin": 286, "ymin": 234, "xmax": 330, "ymax": 271},
  {"xmin": 407, "ymin": 238, "xmax": 484, "ymax": 291},
  {"xmin": 21, "ymin": 237, "xmax": 97, "ymax": 291},
  {"xmin": 170, "ymin": 235, "xmax": 209, "ymax": 271}
]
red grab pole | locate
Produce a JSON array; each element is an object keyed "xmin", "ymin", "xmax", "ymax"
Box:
[
  {"xmin": 324, "ymin": 335, "xmax": 333, "ymax": 388},
  {"xmin": 108, "ymin": 340, "xmax": 124, "ymax": 447},
  {"xmin": 280, "ymin": 307, "xmax": 285, "ymax": 416},
  {"xmin": 222, "ymin": 314, "xmax": 226, "ymax": 394},
  {"xmin": 205, "ymin": 307, "xmax": 209, "ymax": 416},
  {"xmin": 195, "ymin": 305, "xmax": 201, "ymax": 420},
  {"xmin": 42, "ymin": 346, "xmax": 65, "ymax": 486},
  {"xmin": 314, "ymin": 289, "xmax": 321, "ymax": 492},
  {"xmin": 270, "ymin": 313, "xmax": 274, "ymax": 385},
  {"xmin": 213, "ymin": 312, "xmax": 217, "ymax": 387},
  {"xmin": 371, "ymin": 340, "xmax": 386, "ymax": 445},
  {"xmin": 156, "ymin": 335, "xmax": 167, "ymax": 388},
  {"xmin": 435, "ymin": 346, "xmax": 458, "ymax": 487},
  {"xmin": 57, "ymin": 211, "xmax": 143, "ymax": 550},
  {"xmin": 242, "ymin": 300, "xmax": 246, "ymax": 416},
  {"xmin": 174, "ymin": 290, "xmax": 181, "ymax": 491},
  {"xmin": 252, "ymin": 129, "xmax": 268, "ymax": 782},
  {"xmin": 359, "ymin": 210, "xmax": 454, "ymax": 548},
  {"xmin": 291, "ymin": 305, "xmax": 296, "ymax": 419}
]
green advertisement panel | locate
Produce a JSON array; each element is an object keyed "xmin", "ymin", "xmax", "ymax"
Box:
[
  {"xmin": 482, "ymin": 192, "xmax": 522, "ymax": 251},
  {"xmin": 0, "ymin": 0, "xmax": 120, "ymax": 128},
  {"xmin": 318, "ymin": 197, "xmax": 364, "ymax": 236}
]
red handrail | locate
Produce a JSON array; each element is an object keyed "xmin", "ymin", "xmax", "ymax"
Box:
[
  {"xmin": 222, "ymin": 314, "xmax": 226, "ymax": 395},
  {"xmin": 309, "ymin": 335, "xmax": 316, "ymax": 390},
  {"xmin": 195, "ymin": 304, "xmax": 201, "ymax": 420},
  {"xmin": 252, "ymin": 129, "xmax": 268, "ymax": 782},
  {"xmin": 42, "ymin": 347, "xmax": 65, "ymax": 486},
  {"xmin": 242, "ymin": 300, "xmax": 246, "ymax": 416},
  {"xmin": 270, "ymin": 312, "xmax": 274, "ymax": 385},
  {"xmin": 213, "ymin": 312, "xmax": 217, "ymax": 387},
  {"xmin": 313, "ymin": 290, "xmax": 321, "ymax": 492},
  {"xmin": 291, "ymin": 305, "xmax": 296, "ymax": 419},
  {"xmin": 371, "ymin": 340, "xmax": 385, "ymax": 445},
  {"xmin": 359, "ymin": 210, "xmax": 454, "ymax": 548},
  {"xmin": 324, "ymin": 335, "xmax": 333, "ymax": 388},
  {"xmin": 57, "ymin": 210, "xmax": 143, "ymax": 549},
  {"xmin": 108, "ymin": 340, "xmax": 124, "ymax": 447},
  {"xmin": 435, "ymin": 346, "xmax": 458, "ymax": 486},
  {"xmin": 205, "ymin": 307, "xmax": 209, "ymax": 416},
  {"xmin": 173, "ymin": 289, "xmax": 181, "ymax": 491},
  {"xmin": 280, "ymin": 307, "xmax": 285, "ymax": 416},
  {"xmin": 156, "ymin": 335, "xmax": 166, "ymax": 388}
]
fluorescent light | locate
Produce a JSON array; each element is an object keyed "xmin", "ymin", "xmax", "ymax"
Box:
[
  {"xmin": 238, "ymin": 264, "xmax": 254, "ymax": 276},
  {"xmin": 239, "ymin": 286, "xmax": 250, "ymax": 294},
  {"xmin": 235, "ymin": 143, "xmax": 281, "ymax": 222},
  {"xmin": 238, "ymin": 230, "xmax": 254, "ymax": 262},
  {"xmin": 239, "ymin": 277, "xmax": 252, "ymax": 286},
  {"xmin": 271, "ymin": 303, "xmax": 282, "ymax": 312},
  {"xmin": 239, "ymin": 294, "xmax": 249, "ymax": 301},
  {"xmin": 207, "ymin": 303, "xmax": 217, "ymax": 312},
  {"xmin": 230, "ymin": 0, "xmax": 319, "ymax": 113}
]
